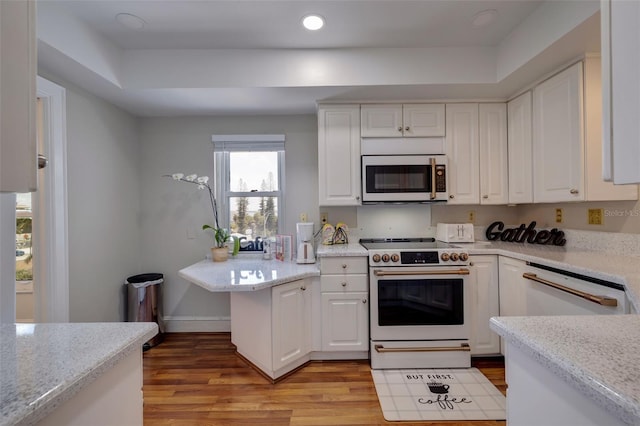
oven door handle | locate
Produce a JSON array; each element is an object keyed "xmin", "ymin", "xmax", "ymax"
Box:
[
  {"xmin": 373, "ymin": 268, "xmax": 470, "ymax": 277},
  {"xmin": 374, "ymin": 343, "xmax": 470, "ymax": 353},
  {"xmin": 523, "ymin": 273, "xmax": 618, "ymax": 307}
]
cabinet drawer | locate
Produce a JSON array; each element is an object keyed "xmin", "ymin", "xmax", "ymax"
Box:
[
  {"xmin": 320, "ymin": 257, "xmax": 368, "ymax": 274},
  {"xmin": 321, "ymin": 274, "xmax": 368, "ymax": 292}
]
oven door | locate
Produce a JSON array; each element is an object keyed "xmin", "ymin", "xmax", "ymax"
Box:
[
  {"xmin": 361, "ymin": 155, "xmax": 448, "ymax": 203},
  {"xmin": 370, "ymin": 267, "xmax": 471, "ymax": 341}
]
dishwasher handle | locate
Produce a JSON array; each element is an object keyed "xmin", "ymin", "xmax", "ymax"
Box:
[{"xmin": 523, "ymin": 272, "xmax": 618, "ymax": 307}]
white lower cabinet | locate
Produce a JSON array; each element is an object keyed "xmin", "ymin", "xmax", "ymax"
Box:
[
  {"xmin": 498, "ymin": 256, "xmax": 528, "ymax": 318},
  {"xmin": 469, "ymin": 255, "xmax": 500, "ymax": 355},
  {"xmin": 321, "ymin": 291, "xmax": 368, "ymax": 351},
  {"xmin": 37, "ymin": 349, "xmax": 143, "ymax": 426},
  {"xmin": 230, "ymin": 278, "xmax": 312, "ymax": 380},
  {"xmin": 504, "ymin": 342, "xmax": 627, "ymax": 426},
  {"xmin": 319, "ymin": 256, "xmax": 369, "ymax": 356},
  {"xmin": 272, "ymin": 280, "xmax": 312, "ymax": 372}
]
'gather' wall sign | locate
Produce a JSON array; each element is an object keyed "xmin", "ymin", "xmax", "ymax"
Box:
[{"xmin": 485, "ymin": 221, "xmax": 566, "ymax": 246}]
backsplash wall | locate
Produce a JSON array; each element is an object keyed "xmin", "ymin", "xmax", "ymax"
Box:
[{"xmin": 516, "ymin": 199, "xmax": 640, "ymax": 234}]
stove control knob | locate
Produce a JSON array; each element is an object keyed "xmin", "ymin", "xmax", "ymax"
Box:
[
  {"xmin": 372, "ymin": 254, "xmax": 381, "ymax": 263},
  {"xmin": 440, "ymin": 253, "xmax": 450, "ymax": 262},
  {"xmin": 390, "ymin": 254, "xmax": 400, "ymax": 263},
  {"xmin": 381, "ymin": 254, "xmax": 390, "ymax": 263},
  {"xmin": 459, "ymin": 253, "xmax": 469, "ymax": 261},
  {"xmin": 450, "ymin": 253, "xmax": 460, "ymax": 261}
]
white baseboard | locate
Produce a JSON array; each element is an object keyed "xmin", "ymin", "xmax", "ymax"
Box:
[{"xmin": 162, "ymin": 315, "xmax": 231, "ymax": 333}]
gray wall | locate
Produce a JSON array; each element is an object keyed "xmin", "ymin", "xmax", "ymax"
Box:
[
  {"xmin": 137, "ymin": 115, "xmax": 318, "ymax": 330},
  {"xmin": 62, "ymin": 81, "xmax": 142, "ymax": 322}
]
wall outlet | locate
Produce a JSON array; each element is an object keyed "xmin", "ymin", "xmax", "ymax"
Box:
[
  {"xmin": 320, "ymin": 212, "xmax": 328, "ymax": 225},
  {"xmin": 588, "ymin": 208, "xmax": 603, "ymax": 225},
  {"xmin": 300, "ymin": 213, "xmax": 308, "ymax": 222},
  {"xmin": 555, "ymin": 208, "xmax": 563, "ymax": 223},
  {"xmin": 468, "ymin": 210, "xmax": 475, "ymax": 223}
]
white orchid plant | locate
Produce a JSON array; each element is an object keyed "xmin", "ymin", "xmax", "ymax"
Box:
[{"xmin": 165, "ymin": 173, "xmax": 230, "ymax": 248}]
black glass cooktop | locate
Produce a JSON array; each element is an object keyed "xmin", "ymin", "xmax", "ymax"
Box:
[{"xmin": 359, "ymin": 238, "xmax": 453, "ymax": 251}]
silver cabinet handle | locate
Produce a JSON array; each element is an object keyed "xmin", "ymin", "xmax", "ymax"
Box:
[
  {"xmin": 300, "ymin": 285, "xmax": 306, "ymax": 291},
  {"xmin": 449, "ymin": 194, "xmax": 455, "ymax": 199},
  {"xmin": 362, "ymin": 298, "xmax": 367, "ymax": 304},
  {"xmin": 570, "ymin": 189, "xmax": 579, "ymax": 194},
  {"xmin": 341, "ymin": 282, "xmax": 347, "ymax": 287},
  {"xmin": 397, "ymin": 126, "xmax": 403, "ymax": 132},
  {"xmin": 483, "ymin": 195, "xmax": 489, "ymax": 199},
  {"xmin": 38, "ymin": 154, "xmax": 48, "ymax": 169},
  {"xmin": 405, "ymin": 126, "xmax": 410, "ymax": 131},
  {"xmin": 522, "ymin": 273, "xmax": 617, "ymax": 306}
]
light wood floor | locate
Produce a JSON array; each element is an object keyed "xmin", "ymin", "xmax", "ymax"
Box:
[{"xmin": 143, "ymin": 333, "xmax": 506, "ymax": 426}]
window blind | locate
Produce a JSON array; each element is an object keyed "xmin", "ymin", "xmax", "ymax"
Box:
[{"xmin": 212, "ymin": 134, "xmax": 285, "ymax": 152}]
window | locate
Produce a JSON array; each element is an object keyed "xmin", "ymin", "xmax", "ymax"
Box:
[{"xmin": 213, "ymin": 134, "xmax": 285, "ymax": 251}]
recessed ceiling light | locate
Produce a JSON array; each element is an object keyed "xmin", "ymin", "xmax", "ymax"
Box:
[
  {"xmin": 471, "ymin": 9, "xmax": 498, "ymax": 28},
  {"xmin": 302, "ymin": 14, "xmax": 324, "ymax": 31},
  {"xmin": 115, "ymin": 13, "xmax": 146, "ymax": 30}
]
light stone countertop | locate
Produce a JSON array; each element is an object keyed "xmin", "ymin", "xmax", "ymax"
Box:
[
  {"xmin": 490, "ymin": 315, "xmax": 640, "ymax": 425},
  {"xmin": 0, "ymin": 322, "xmax": 158, "ymax": 426},
  {"xmin": 178, "ymin": 256, "xmax": 320, "ymax": 292}
]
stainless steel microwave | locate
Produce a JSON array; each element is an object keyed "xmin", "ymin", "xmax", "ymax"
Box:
[{"xmin": 361, "ymin": 154, "xmax": 448, "ymax": 203}]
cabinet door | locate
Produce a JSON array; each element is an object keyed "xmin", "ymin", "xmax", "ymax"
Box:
[
  {"xmin": 272, "ymin": 280, "xmax": 311, "ymax": 371},
  {"xmin": 479, "ymin": 104, "xmax": 508, "ymax": 205},
  {"xmin": 498, "ymin": 256, "xmax": 528, "ymax": 355},
  {"xmin": 321, "ymin": 292, "xmax": 368, "ymax": 351},
  {"xmin": 361, "ymin": 104, "xmax": 403, "ymax": 137},
  {"xmin": 469, "ymin": 255, "xmax": 500, "ymax": 355},
  {"xmin": 445, "ymin": 104, "xmax": 479, "ymax": 204},
  {"xmin": 533, "ymin": 62, "xmax": 584, "ymax": 202},
  {"xmin": 0, "ymin": 0, "xmax": 37, "ymax": 192},
  {"xmin": 318, "ymin": 105, "xmax": 362, "ymax": 206},
  {"xmin": 507, "ymin": 92, "xmax": 533, "ymax": 204},
  {"xmin": 583, "ymin": 56, "xmax": 638, "ymax": 200},
  {"xmin": 403, "ymin": 104, "xmax": 445, "ymax": 137},
  {"xmin": 498, "ymin": 257, "xmax": 528, "ymax": 317},
  {"xmin": 602, "ymin": 0, "xmax": 640, "ymax": 184}
]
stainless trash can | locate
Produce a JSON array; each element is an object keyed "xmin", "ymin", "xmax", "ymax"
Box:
[{"xmin": 126, "ymin": 273, "xmax": 164, "ymax": 350}]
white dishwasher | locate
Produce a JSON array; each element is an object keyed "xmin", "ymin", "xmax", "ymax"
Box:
[{"xmin": 523, "ymin": 262, "xmax": 628, "ymax": 316}]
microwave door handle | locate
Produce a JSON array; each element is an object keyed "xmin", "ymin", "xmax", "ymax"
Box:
[{"xmin": 430, "ymin": 157, "xmax": 436, "ymax": 200}]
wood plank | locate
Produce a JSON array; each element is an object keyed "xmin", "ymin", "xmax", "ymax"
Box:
[{"xmin": 143, "ymin": 333, "xmax": 506, "ymax": 425}]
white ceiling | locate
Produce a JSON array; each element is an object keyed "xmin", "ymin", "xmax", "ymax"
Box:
[{"xmin": 36, "ymin": 0, "xmax": 601, "ymax": 116}]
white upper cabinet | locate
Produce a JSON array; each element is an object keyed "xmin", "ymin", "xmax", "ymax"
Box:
[
  {"xmin": 507, "ymin": 91, "xmax": 534, "ymax": 204},
  {"xmin": 0, "ymin": 0, "xmax": 37, "ymax": 192},
  {"xmin": 318, "ymin": 105, "xmax": 362, "ymax": 206},
  {"xmin": 601, "ymin": 0, "xmax": 640, "ymax": 184},
  {"xmin": 446, "ymin": 103, "xmax": 507, "ymax": 205},
  {"xmin": 584, "ymin": 55, "xmax": 638, "ymax": 200},
  {"xmin": 445, "ymin": 104, "xmax": 480, "ymax": 204},
  {"xmin": 479, "ymin": 103, "xmax": 508, "ymax": 205},
  {"xmin": 533, "ymin": 62, "xmax": 585, "ymax": 203},
  {"xmin": 531, "ymin": 58, "xmax": 637, "ymax": 203},
  {"xmin": 361, "ymin": 104, "xmax": 445, "ymax": 137}
]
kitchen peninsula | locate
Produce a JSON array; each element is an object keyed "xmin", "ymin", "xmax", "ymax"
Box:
[
  {"xmin": 1, "ymin": 322, "xmax": 158, "ymax": 426},
  {"xmin": 178, "ymin": 245, "xmax": 367, "ymax": 380}
]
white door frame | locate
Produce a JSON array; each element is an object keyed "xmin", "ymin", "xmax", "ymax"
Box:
[
  {"xmin": 34, "ymin": 76, "xmax": 69, "ymax": 322},
  {"xmin": 0, "ymin": 77, "xmax": 69, "ymax": 323}
]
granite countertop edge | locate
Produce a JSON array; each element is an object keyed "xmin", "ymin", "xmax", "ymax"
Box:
[
  {"xmin": 490, "ymin": 317, "xmax": 639, "ymax": 425},
  {"xmin": 12, "ymin": 323, "xmax": 158, "ymax": 426}
]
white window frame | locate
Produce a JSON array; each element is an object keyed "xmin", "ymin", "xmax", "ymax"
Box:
[{"xmin": 212, "ymin": 134, "xmax": 285, "ymax": 239}]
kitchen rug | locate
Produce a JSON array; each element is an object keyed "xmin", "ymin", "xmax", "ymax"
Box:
[{"xmin": 371, "ymin": 368, "xmax": 506, "ymax": 422}]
